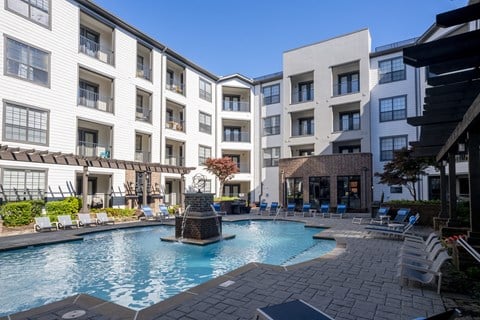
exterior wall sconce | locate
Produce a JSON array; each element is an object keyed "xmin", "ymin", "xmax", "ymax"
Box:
[{"xmin": 458, "ymin": 143, "xmax": 466, "ymax": 153}]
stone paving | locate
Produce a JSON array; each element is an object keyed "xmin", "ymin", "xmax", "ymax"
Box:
[{"xmin": 0, "ymin": 214, "xmax": 476, "ymax": 319}]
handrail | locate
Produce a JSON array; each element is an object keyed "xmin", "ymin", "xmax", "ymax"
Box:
[{"xmin": 457, "ymin": 237, "xmax": 480, "ymax": 263}]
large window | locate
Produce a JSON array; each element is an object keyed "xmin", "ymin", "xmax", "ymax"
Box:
[
  {"xmin": 337, "ymin": 72, "xmax": 359, "ymax": 95},
  {"xmin": 339, "ymin": 111, "xmax": 360, "ymax": 131},
  {"xmin": 380, "ymin": 95, "xmax": 407, "ymax": 122},
  {"xmin": 199, "ymin": 79, "xmax": 212, "ymax": 102},
  {"xmin": 286, "ymin": 177, "xmax": 303, "ymax": 208},
  {"xmin": 199, "ymin": 112, "xmax": 212, "ymax": 134},
  {"xmin": 337, "ymin": 176, "xmax": 361, "ymax": 209},
  {"xmin": 198, "ymin": 145, "xmax": 211, "ymax": 165},
  {"xmin": 263, "ymin": 147, "xmax": 280, "ymax": 167},
  {"xmin": 263, "ymin": 84, "xmax": 280, "ymax": 105},
  {"xmin": 6, "ymin": 0, "xmax": 50, "ymax": 27},
  {"xmin": 1, "ymin": 168, "xmax": 46, "ymax": 201},
  {"xmin": 263, "ymin": 115, "xmax": 280, "ymax": 136},
  {"xmin": 296, "ymin": 81, "xmax": 314, "ymax": 103},
  {"xmin": 3, "ymin": 101, "xmax": 48, "ymax": 145},
  {"xmin": 379, "ymin": 57, "xmax": 406, "ymax": 84},
  {"xmin": 5, "ymin": 37, "xmax": 50, "ymax": 86},
  {"xmin": 380, "ymin": 135, "xmax": 407, "ymax": 161}
]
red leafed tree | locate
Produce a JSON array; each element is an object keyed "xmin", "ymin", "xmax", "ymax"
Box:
[{"xmin": 204, "ymin": 157, "xmax": 239, "ymax": 197}]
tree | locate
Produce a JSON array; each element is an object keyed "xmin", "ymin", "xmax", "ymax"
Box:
[
  {"xmin": 204, "ymin": 157, "xmax": 239, "ymax": 197},
  {"xmin": 375, "ymin": 147, "xmax": 435, "ymax": 201}
]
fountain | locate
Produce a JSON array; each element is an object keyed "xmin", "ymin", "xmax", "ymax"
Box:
[{"xmin": 161, "ymin": 174, "xmax": 235, "ymax": 245}]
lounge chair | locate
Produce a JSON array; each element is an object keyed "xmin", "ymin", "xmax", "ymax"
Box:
[
  {"xmin": 302, "ymin": 203, "xmax": 312, "ymax": 217},
  {"xmin": 269, "ymin": 202, "xmax": 279, "ymax": 216},
  {"xmin": 399, "ymin": 242, "xmax": 446, "ymax": 268},
  {"xmin": 365, "ymin": 214, "xmax": 419, "ymax": 239},
  {"xmin": 403, "ymin": 232, "xmax": 439, "ymax": 250},
  {"xmin": 33, "ymin": 216, "xmax": 57, "ymax": 232},
  {"xmin": 211, "ymin": 203, "xmax": 227, "ymax": 216},
  {"xmin": 331, "ymin": 204, "xmax": 346, "ymax": 218},
  {"xmin": 159, "ymin": 204, "xmax": 171, "ymax": 219},
  {"xmin": 78, "ymin": 213, "xmax": 97, "ymax": 227},
  {"xmin": 370, "ymin": 207, "xmax": 390, "ymax": 225},
  {"xmin": 390, "ymin": 208, "xmax": 411, "ymax": 224},
  {"xmin": 400, "ymin": 237, "xmax": 442, "ymax": 258},
  {"xmin": 399, "ymin": 250, "xmax": 452, "ymax": 293},
  {"xmin": 141, "ymin": 205, "xmax": 159, "ymax": 221},
  {"xmin": 285, "ymin": 203, "xmax": 295, "ymax": 217},
  {"xmin": 258, "ymin": 202, "xmax": 268, "ymax": 215},
  {"xmin": 96, "ymin": 212, "xmax": 115, "ymax": 225},
  {"xmin": 319, "ymin": 203, "xmax": 330, "ymax": 218},
  {"xmin": 57, "ymin": 215, "xmax": 79, "ymax": 229},
  {"xmin": 255, "ymin": 299, "xmax": 334, "ymax": 320}
]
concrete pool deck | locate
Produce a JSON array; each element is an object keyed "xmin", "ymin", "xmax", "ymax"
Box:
[{"xmin": 0, "ymin": 214, "xmax": 476, "ymax": 320}]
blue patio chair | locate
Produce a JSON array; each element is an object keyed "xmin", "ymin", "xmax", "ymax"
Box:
[
  {"xmin": 331, "ymin": 204, "xmax": 346, "ymax": 218},
  {"xmin": 370, "ymin": 206, "xmax": 390, "ymax": 225},
  {"xmin": 286, "ymin": 203, "xmax": 296, "ymax": 216},
  {"xmin": 159, "ymin": 204, "xmax": 170, "ymax": 219},
  {"xmin": 211, "ymin": 203, "xmax": 227, "ymax": 216},
  {"xmin": 320, "ymin": 203, "xmax": 330, "ymax": 218},
  {"xmin": 141, "ymin": 205, "xmax": 159, "ymax": 221},
  {"xmin": 391, "ymin": 208, "xmax": 411, "ymax": 224},
  {"xmin": 365, "ymin": 214, "xmax": 419, "ymax": 239},
  {"xmin": 269, "ymin": 202, "xmax": 279, "ymax": 216},
  {"xmin": 302, "ymin": 203, "xmax": 312, "ymax": 217},
  {"xmin": 259, "ymin": 202, "xmax": 268, "ymax": 215}
]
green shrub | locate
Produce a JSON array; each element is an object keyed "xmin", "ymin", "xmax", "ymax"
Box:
[
  {"xmin": 214, "ymin": 196, "xmax": 239, "ymax": 202},
  {"xmin": 91, "ymin": 207, "xmax": 135, "ymax": 218},
  {"xmin": 384, "ymin": 199, "xmax": 441, "ymax": 205},
  {"xmin": 45, "ymin": 197, "xmax": 81, "ymax": 220},
  {"xmin": 0, "ymin": 201, "xmax": 34, "ymax": 226}
]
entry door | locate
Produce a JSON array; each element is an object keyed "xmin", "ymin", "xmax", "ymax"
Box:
[
  {"xmin": 79, "ymin": 129, "xmax": 97, "ymax": 157},
  {"xmin": 224, "ymin": 154, "xmax": 240, "ymax": 171}
]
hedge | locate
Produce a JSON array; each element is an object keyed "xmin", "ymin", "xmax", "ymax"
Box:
[
  {"xmin": 45, "ymin": 197, "xmax": 81, "ymax": 220},
  {"xmin": 0, "ymin": 201, "xmax": 39, "ymax": 227}
]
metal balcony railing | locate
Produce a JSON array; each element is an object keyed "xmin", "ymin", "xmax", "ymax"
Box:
[
  {"xmin": 79, "ymin": 35, "xmax": 113, "ymax": 64},
  {"xmin": 223, "ymin": 132, "xmax": 250, "ymax": 142},
  {"xmin": 77, "ymin": 141, "xmax": 111, "ymax": 158},
  {"xmin": 222, "ymin": 101, "xmax": 250, "ymax": 112},
  {"xmin": 78, "ymin": 88, "xmax": 113, "ymax": 113},
  {"xmin": 136, "ymin": 105, "xmax": 152, "ymax": 122},
  {"xmin": 136, "ymin": 64, "xmax": 151, "ymax": 80},
  {"xmin": 332, "ymin": 80, "xmax": 360, "ymax": 96},
  {"xmin": 165, "ymin": 156, "xmax": 185, "ymax": 166},
  {"xmin": 291, "ymin": 88, "xmax": 314, "ymax": 104},
  {"xmin": 135, "ymin": 151, "xmax": 151, "ymax": 162},
  {"xmin": 166, "ymin": 80, "xmax": 185, "ymax": 94},
  {"xmin": 165, "ymin": 117, "xmax": 185, "ymax": 132}
]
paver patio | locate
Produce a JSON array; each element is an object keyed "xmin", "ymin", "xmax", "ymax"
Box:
[{"xmin": 0, "ymin": 214, "xmax": 475, "ymax": 319}]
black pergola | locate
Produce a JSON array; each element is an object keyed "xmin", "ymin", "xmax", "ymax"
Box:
[
  {"xmin": 403, "ymin": 2, "xmax": 480, "ymax": 245},
  {"xmin": 0, "ymin": 145, "xmax": 194, "ymax": 212}
]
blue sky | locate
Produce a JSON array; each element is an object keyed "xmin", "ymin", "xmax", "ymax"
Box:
[{"xmin": 94, "ymin": 0, "xmax": 467, "ymax": 78}]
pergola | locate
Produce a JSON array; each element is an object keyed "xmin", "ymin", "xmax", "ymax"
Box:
[
  {"xmin": 0, "ymin": 145, "xmax": 195, "ymax": 212},
  {"xmin": 403, "ymin": 2, "xmax": 480, "ymax": 245}
]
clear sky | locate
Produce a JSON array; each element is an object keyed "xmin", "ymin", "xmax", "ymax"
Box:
[{"xmin": 93, "ymin": 0, "xmax": 467, "ymax": 78}]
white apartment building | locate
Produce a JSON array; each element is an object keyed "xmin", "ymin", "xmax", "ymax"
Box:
[{"xmin": 0, "ymin": 0, "xmax": 468, "ymax": 210}]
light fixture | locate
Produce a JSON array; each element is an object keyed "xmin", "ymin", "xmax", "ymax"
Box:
[{"xmin": 458, "ymin": 142, "xmax": 466, "ymax": 153}]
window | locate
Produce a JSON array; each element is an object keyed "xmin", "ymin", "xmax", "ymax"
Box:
[
  {"xmin": 1, "ymin": 168, "xmax": 46, "ymax": 201},
  {"xmin": 428, "ymin": 176, "xmax": 441, "ymax": 200},
  {"xmin": 309, "ymin": 177, "xmax": 330, "ymax": 209},
  {"xmin": 296, "ymin": 81, "xmax": 313, "ymax": 103},
  {"xmin": 78, "ymin": 80, "xmax": 99, "ymax": 108},
  {"xmin": 223, "ymin": 184, "xmax": 240, "ymax": 197},
  {"xmin": 337, "ymin": 72, "xmax": 359, "ymax": 95},
  {"xmin": 223, "ymin": 95, "xmax": 241, "ymax": 111},
  {"xmin": 379, "ymin": 57, "xmax": 406, "ymax": 84},
  {"xmin": 263, "ymin": 147, "xmax": 280, "ymax": 167},
  {"xmin": 263, "ymin": 115, "xmax": 280, "ymax": 136},
  {"xmin": 339, "ymin": 111, "xmax": 360, "ymax": 131},
  {"xmin": 199, "ymin": 79, "xmax": 212, "ymax": 102},
  {"xmin": 337, "ymin": 176, "xmax": 361, "ymax": 209},
  {"xmin": 6, "ymin": 0, "xmax": 50, "ymax": 27},
  {"xmin": 338, "ymin": 145, "xmax": 360, "ymax": 154},
  {"xmin": 224, "ymin": 127, "xmax": 246, "ymax": 142},
  {"xmin": 198, "ymin": 145, "xmax": 211, "ymax": 165},
  {"xmin": 202, "ymin": 179, "xmax": 212, "ymax": 193},
  {"xmin": 4, "ymin": 101, "xmax": 48, "ymax": 145},
  {"xmin": 380, "ymin": 135, "xmax": 407, "ymax": 161},
  {"xmin": 263, "ymin": 84, "xmax": 280, "ymax": 105},
  {"xmin": 5, "ymin": 37, "xmax": 49, "ymax": 86},
  {"xmin": 80, "ymin": 26, "xmax": 100, "ymax": 58},
  {"xmin": 380, "ymin": 95, "xmax": 407, "ymax": 122},
  {"xmin": 298, "ymin": 117, "xmax": 314, "ymax": 136},
  {"xmin": 390, "ymin": 186, "xmax": 403, "ymax": 194},
  {"xmin": 199, "ymin": 111, "xmax": 212, "ymax": 134}
]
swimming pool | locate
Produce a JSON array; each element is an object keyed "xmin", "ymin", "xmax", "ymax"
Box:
[{"xmin": 0, "ymin": 220, "xmax": 335, "ymax": 316}]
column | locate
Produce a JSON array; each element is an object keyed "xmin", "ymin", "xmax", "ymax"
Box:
[
  {"xmin": 448, "ymin": 152, "xmax": 457, "ymax": 223},
  {"xmin": 142, "ymin": 172, "xmax": 148, "ymax": 206},
  {"xmin": 180, "ymin": 173, "xmax": 185, "ymax": 211},
  {"xmin": 81, "ymin": 166, "xmax": 89, "ymax": 213},
  {"xmin": 468, "ymin": 131, "xmax": 480, "ymax": 240},
  {"xmin": 439, "ymin": 164, "xmax": 448, "ymax": 218}
]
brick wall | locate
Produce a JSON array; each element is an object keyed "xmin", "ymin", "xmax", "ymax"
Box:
[
  {"xmin": 279, "ymin": 153, "xmax": 372, "ymax": 211},
  {"xmin": 184, "ymin": 193, "xmax": 214, "ymax": 212}
]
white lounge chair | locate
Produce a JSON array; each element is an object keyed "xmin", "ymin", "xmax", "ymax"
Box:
[
  {"xmin": 399, "ymin": 250, "xmax": 451, "ymax": 293},
  {"xmin": 57, "ymin": 215, "xmax": 79, "ymax": 229},
  {"xmin": 96, "ymin": 212, "xmax": 115, "ymax": 225},
  {"xmin": 33, "ymin": 216, "xmax": 57, "ymax": 232},
  {"xmin": 78, "ymin": 213, "xmax": 97, "ymax": 227},
  {"xmin": 365, "ymin": 214, "xmax": 419, "ymax": 239}
]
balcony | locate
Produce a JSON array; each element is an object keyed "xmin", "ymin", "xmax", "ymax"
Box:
[
  {"xmin": 291, "ymin": 87, "xmax": 314, "ymax": 104},
  {"xmin": 166, "ymin": 81, "xmax": 184, "ymax": 95},
  {"xmin": 332, "ymin": 78, "xmax": 359, "ymax": 96},
  {"xmin": 223, "ymin": 131, "xmax": 250, "ymax": 142},
  {"xmin": 222, "ymin": 86, "xmax": 251, "ymax": 112},
  {"xmin": 166, "ymin": 117, "xmax": 184, "ymax": 132},
  {"xmin": 77, "ymin": 141, "xmax": 111, "ymax": 158},
  {"xmin": 79, "ymin": 35, "xmax": 113, "ymax": 65},
  {"xmin": 136, "ymin": 64, "xmax": 151, "ymax": 81},
  {"xmin": 291, "ymin": 111, "xmax": 315, "ymax": 137},
  {"xmin": 136, "ymin": 105, "xmax": 152, "ymax": 122},
  {"xmin": 331, "ymin": 62, "xmax": 360, "ymax": 97},
  {"xmin": 166, "ymin": 60, "xmax": 185, "ymax": 96},
  {"xmin": 135, "ymin": 151, "xmax": 151, "ymax": 162},
  {"xmin": 165, "ymin": 156, "xmax": 184, "ymax": 166},
  {"xmin": 78, "ymin": 88, "xmax": 113, "ymax": 113}
]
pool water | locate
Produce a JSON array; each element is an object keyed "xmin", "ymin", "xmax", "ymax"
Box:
[{"xmin": 0, "ymin": 220, "xmax": 335, "ymax": 316}]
